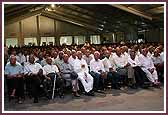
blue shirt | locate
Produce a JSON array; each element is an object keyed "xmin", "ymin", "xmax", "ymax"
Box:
[{"xmin": 5, "ymin": 62, "xmax": 24, "ymax": 75}]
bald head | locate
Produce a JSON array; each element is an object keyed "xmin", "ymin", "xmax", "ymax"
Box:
[
  {"xmin": 94, "ymin": 51, "xmax": 100, "ymax": 61},
  {"xmin": 116, "ymin": 47, "xmax": 121, "ymax": 56},
  {"xmin": 77, "ymin": 51, "xmax": 82, "ymax": 60},
  {"xmin": 10, "ymin": 55, "xmax": 16, "ymax": 65},
  {"xmin": 46, "ymin": 57, "xmax": 52, "ymax": 65},
  {"xmin": 71, "ymin": 50, "xmax": 76, "ymax": 58}
]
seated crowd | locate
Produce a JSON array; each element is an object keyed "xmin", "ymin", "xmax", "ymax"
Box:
[{"xmin": 4, "ymin": 43, "xmax": 164, "ymax": 104}]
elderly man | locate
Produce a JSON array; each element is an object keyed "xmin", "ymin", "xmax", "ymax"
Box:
[
  {"xmin": 60, "ymin": 54, "xmax": 80, "ymax": 97},
  {"xmin": 43, "ymin": 57, "xmax": 65, "ymax": 98},
  {"xmin": 83, "ymin": 49, "xmax": 93, "ymax": 68},
  {"xmin": 128, "ymin": 50, "xmax": 148, "ymax": 88},
  {"xmin": 5, "ymin": 55, "xmax": 24, "ymax": 104},
  {"xmin": 102, "ymin": 50, "xmax": 121, "ymax": 89},
  {"xmin": 139, "ymin": 48, "xmax": 160, "ymax": 85},
  {"xmin": 68, "ymin": 50, "xmax": 77, "ymax": 67},
  {"xmin": 74, "ymin": 51, "xmax": 94, "ymax": 96},
  {"xmin": 113, "ymin": 47, "xmax": 129, "ymax": 86},
  {"xmin": 24, "ymin": 54, "xmax": 45, "ymax": 103},
  {"xmin": 90, "ymin": 51, "xmax": 106, "ymax": 92},
  {"xmin": 151, "ymin": 48, "xmax": 164, "ymax": 82},
  {"xmin": 54, "ymin": 51, "xmax": 64, "ymax": 70}
]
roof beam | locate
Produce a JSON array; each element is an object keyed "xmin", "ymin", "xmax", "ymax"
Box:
[
  {"xmin": 110, "ymin": 4, "xmax": 153, "ymax": 20},
  {"xmin": 41, "ymin": 11, "xmax": 99, "ymax": 32}
]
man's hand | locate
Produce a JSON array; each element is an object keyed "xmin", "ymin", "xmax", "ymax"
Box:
[
  {"xmin": 81, "ymin": 64, "xmax": 85, "ymax": 68},
  {"xmin": 124, "ymin": 63, "xmax": 130, "ymax": 68},
  {"xmin": 148, "ymin": 68, "xmax": 154, "ymax": 74}
]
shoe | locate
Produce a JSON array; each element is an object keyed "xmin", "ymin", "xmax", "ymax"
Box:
[
  {"xmin": 59, "ymin": 93, "xmax": 64, "ymax": 98},
  {"xmin": 18, "ymin": 100, "xmax": 22, "ymax": 104},
  {"xmin": 33, "ymin": 98, "xmax": 38, "ymax": 103},
  {"xmin": 18, "ymin": 98, "xmax": 22, "ymax": 104},
  {"xmin": 73, "ymin": 91, "xmax": 80, "ymax": 97}
]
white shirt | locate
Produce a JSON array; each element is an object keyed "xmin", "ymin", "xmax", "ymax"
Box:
[
  {"xmin": 74, "ymin": 58, "xmax": 89, "ymax": 74},
  {"xmin": 24, "ymin": 62, "xmax": 43, "ymax": 75},
  {"xmin": 102, "ymin": 57, "xmax": 114, "ymax": 72},
  {"xmin": 128, "ymin": 56, "xmax": 141, "ymax": 67},
  {"xmin": 90, "ymin": 59, "xmax": 105, "ymax": 74},
  {"xmin": 43, "ymin": 64, "xmax": 59, "ymax": 75},
  {"xmin": 147, "ymin": 52, "xmax": 153, "ymax": 58},
  {"xmin": 151, "ymin": 55, "xmax": 162, "ymax": 65},
  {"xmin": 138, "ymin": 54, "xmax": 155, "ymax": 70},
  {"xmin": 160, "ymin": 52, "xmax": 164, "ymax": 62},
  {"xmin": 68, "ymin": 56, "xmax": 77, "ymax": 67},
  {"xmin": 113, "ymin": 53, "xmax": 128, "ymax": 68}
]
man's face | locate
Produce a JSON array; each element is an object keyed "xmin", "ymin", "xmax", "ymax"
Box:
[
  {"xmin": 10, "ymin": 56, "xmax": 16, "ymax": 65},
  {"xmin": 105, "ymin": 51, "xmax": 111, "ymax": 58},
  {"xmin": 63, "ymin": 54, "xmax": 69, "ymax": 63},
  {"xmin": 77, "ymin": 52, "xmax": 82, "ymax": 60},
  {"xmin": 94, "ymin": 53, "xmax": 100, "ymax": 61},
  {"xmin": 47, "ymin": 58, "xmax": 52, "ymax": 65},
  {"xmin": 72, "ymin": 51, "xmax": 76, "ymax": 58},
  {"xmin": 85, "ymin": 50, "xmax": 90, "ymax": 57},
  {"xmin": 116, "ymin": 48, "xmax": 121, "ymax": 56},
  {"xmin": 29, "ymin": 55, "xmax": 35, "ymax": 64},
  {"xmin": 59, "ymin": 52, "xmax": 64, "ymax": 59},
  {"xmin": 142, "ymin": 49, "xmax": 148, "ymax": 57},
  {"xmin": 130, "ymin": 51, "xmax": 135, "ymax": 59}
]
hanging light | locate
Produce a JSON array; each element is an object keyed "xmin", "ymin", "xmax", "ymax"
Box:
[{"xmin": 51, "ymin": 4, "xmax": 55, "ymax": 8}]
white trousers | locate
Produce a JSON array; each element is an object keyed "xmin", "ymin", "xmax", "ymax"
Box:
[
  {"xmin": 78, "ymin": 72, "xmax": 93, "ymax": 93},
  {"xmin": 142, "ymin": 68, "xmax": 158, "ymax": 83}
]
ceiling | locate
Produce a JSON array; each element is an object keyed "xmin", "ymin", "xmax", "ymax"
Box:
[{"xmin": 4, "ymin": 4, "xmax": 164, "ymax": 33}]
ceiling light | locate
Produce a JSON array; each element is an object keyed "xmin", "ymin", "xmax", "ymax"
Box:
[{"xmin": 51, "ymin": 4, "xmax": 55, "ymax": 8}]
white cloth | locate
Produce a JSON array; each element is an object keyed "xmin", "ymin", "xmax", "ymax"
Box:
[
  {"xmin": 74, "ymin": 58, "xmax": 93, "ymax": 92},
  {"xmin": 102, "ymin": 57, "xmax": 115, "ymax": 72},
  {"xmin": 113, "ymin": 53, "xmax": 128, "ymax": 68},
  {"xmin": 160, "ymin": 52, "xmax": 164, "ymax": 62},
  {"xmin": 147, "ymin": 52, "xmax": 153, "ymax": 58},
  {"xmin": 128, "ymin": 56, "xmax": 141, "ymax": 67},
  {"xmin": 43, "ymin": 64, "xmax": 59, "ymax": 75},
  {"xmin": 24, "ymin": 62, "xmax": 43, "ymax": 75},
  {"xmin": 138, "ymin": 54, "xmax": 158, "ymax": 82},
  {"xmin": 68, "ymin": 56, "xmax": 77, "ymax": 67},
  {"xmin": 90, "ymin": 59, "xmax": 105, "ymax": 74},
  {"xmin": 151, "ymin": 55, "xmax": 162, "ymax": 65}
]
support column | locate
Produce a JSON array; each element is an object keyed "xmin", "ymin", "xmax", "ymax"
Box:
[
  {"xmin": 54, "ymin": 20, "xmax": 59, "ymax": 46},
  {"xmin": 19, "ymin": 21, "xmax": 24, "ymax": 47},
  {"xmin": 72, "ymin": 36, "xmax": 75, "ymax": 45},
  {"xmin": 85, "ymin": 31, "xmax": 90, "ymax": 43},
  {"xmin": 36, "ymin": 16, "xmax": 40, "ymax": 46}
]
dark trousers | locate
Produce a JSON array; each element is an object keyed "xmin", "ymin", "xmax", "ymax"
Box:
[
  {"xmin": 6, "ymin": 77, "xmax": 24, "ymax": 98},
  {"xmin": 133, "ymin": 66, "xmax": 146, "ymax": 86},
  {"xmin": 47, "ymin": 73, "xmax": 65, "ymax": 95},
  {"xmin": 90, "ymin": 71, "xmax": 104, "ymax": 90},
  {"xmin": 25, "ymin": 75, "xmax": 42, "ymax": 99},
  {"xmin": 107, "ymin": 72, "xmax": 121, "ymax": 88}
]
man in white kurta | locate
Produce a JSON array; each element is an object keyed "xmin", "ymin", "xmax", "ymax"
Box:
[
  {"xmin": 90, "ymin": 51, "xmax": 106, "ymax": 91},
  {"xmin": 68, "ymin": 50, "xmax": 77, "ymax": 67},
  {"xmin": 74, "ymin": 51, "xmax": 94, "ymax": 95},
  {"xmin": 138, "ymin": 48, "xmax": 159, "ymax": 85},
  {"xmin": 102, "ymin": 50, "xmax": 121, "ymax": 89}
]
